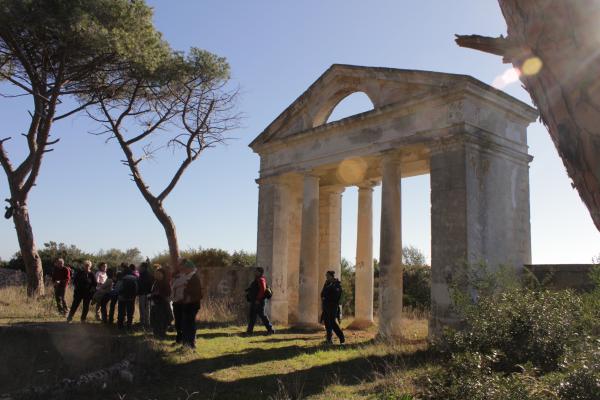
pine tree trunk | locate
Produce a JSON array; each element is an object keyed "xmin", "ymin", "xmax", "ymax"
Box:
[
  {"xmin": 151, "ymin": 203, "xmax": 180, "ymax": 272},
  {"xmin": 458, "ymin": 0, "xmax": 600, "ymax": 232},
  {"xmin": 12, "ymin": 203, "xmax": 44, "ymax": 297}
]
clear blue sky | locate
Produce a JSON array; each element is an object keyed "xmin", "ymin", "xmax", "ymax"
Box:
[{"xmin": 0, "ymin": 0, "xmax": 598, "ymax": 264}]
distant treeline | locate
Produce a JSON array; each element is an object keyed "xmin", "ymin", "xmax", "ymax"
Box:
[{"xmin": 0, "ymin": 242, "xmax": 257, "ymax": 275}]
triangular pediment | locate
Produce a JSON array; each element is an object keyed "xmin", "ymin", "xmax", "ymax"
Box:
[{"xmin": 250, "ymin": 64, "xmax": 476, "ymax": 150}]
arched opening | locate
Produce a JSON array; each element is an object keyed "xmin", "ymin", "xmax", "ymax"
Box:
[{"xmin": 326, "ymin": 92, "xmax": 375, "ymax": 124}]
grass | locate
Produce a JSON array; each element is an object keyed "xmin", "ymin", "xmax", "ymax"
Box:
[{"xmin": 0, "ymin": 285, "xmax": 433, "ymax": 400}]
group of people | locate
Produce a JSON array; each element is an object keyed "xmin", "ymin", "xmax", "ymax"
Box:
[{"xmin": 51, "ymin": 258, "xmax": 346, "ymax": 347}]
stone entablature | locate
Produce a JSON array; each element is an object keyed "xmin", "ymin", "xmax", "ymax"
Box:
[{"xmin": 250, "ymin": 64, "xmax": 537, "ymax": 337}]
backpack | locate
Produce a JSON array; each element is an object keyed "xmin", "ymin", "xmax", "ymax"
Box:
[
  {"xmin": 120, "ymin": 276, "xmax": 137, "ymax": 299},
  {"xmin": 264, "ymin": 285, "xmax": 273, "ymax": 299}
]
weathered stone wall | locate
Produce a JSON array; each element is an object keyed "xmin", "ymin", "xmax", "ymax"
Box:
[
  {"xmin": 0, "ymin": 268, "xmax": 26, "ymax": 287},
  {"xmin": 525, "ymin": 264, "xmax": 596, "ymax": 292},
  {"xmin": 197, "ymin": 266, "xmax": 255, "ymax": 300}
]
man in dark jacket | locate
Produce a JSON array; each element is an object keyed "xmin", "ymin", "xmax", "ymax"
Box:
[
  {"xmin": 52, "ymin": 258, "xmax": 70, "ymax": 315},
  {"xmin": 137, "ymin": 262, "xmax": 154, "ymax": 329},
  {"xmin": 245, "ymin": 267, "xmax": 274, "ymax": 335},
  {"xmin": 67, "ymin": 260, "xmax": 97, "ymax": 322},
  {"xmin": 321, "ymin": 270, "xmax": 345, "ymax": 344},
  {"xmin": 178, "ymin": 259, "xmax": 202, "ymax": 348},
  {"xmin": 117, "ymin": 267, "xmax": 138, "ymax": 330}
]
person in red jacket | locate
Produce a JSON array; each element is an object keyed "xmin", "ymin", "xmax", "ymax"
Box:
[
  {"xmin": 245, "ymin": 267, "xmax": 274, "ymax": 335},
  {"xmin": 52, "ymin": 258, "xmax": 71, "ymax": 315}
]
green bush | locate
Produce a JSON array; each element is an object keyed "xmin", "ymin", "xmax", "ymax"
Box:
[
  {"xmin": 231, "ymin": 250, "xmax": 256, "ymax": 268},
  {"xmin": 444, "ymin": 287, "xmax": 584, "ymax": 372},
  {"xmin": 152, "ymin": 248, "xmax": 256, "ymax": 268},
  {"xmin": 418, "ymin": 352, "xmax": 554, "ymax": 400},
  {"xmin": 558, "ymin": 338, "xmax": 600, "ymax": 400},
  {"xmin": 403, "ymin": 264, "xmax": 431, "ymax": 310}
]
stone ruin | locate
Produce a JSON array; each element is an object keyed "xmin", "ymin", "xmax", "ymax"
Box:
[{"xmin": 250, "ymin": 64, "xmax": 537, "ymax": 337}]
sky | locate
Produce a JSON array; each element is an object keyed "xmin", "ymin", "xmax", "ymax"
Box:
[{"xmin": 0, "ymin": 0, "xmax": 598, "ymax": 264}]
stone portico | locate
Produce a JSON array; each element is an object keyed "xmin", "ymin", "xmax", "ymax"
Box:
[{"xmin": 250, "ymin": 64, "xmax": 537, "ymax": 337}]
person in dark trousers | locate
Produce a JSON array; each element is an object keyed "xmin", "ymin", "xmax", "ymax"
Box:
[
  {"xmin": 106, "ymin": 270, "xmax": 124, "ymax": 324},
  {"xmin": 96, "ymin": 268, "xmax": 115, "ymax": 323},
  {"xmin": 117, "ymin": 268, "xmax": 138, "ymax": 330},
  {"xmin": 67, "ymin": 260, "xmax": 97, "ymax": 322},
  {"xmin": 321, "ymin": 270, "xmax": 345, "ymax": 344},
  {"xmin": 52, "ymin": 258, "xmax": 71, "ymax": 315},
  {"xmin": 171, "ymin": 259, "xmax": 202, "ymax": 349},
  {"xmin": 137, "ymin": 262, "xmax": 154, "ymax": 329},
  {"xmin": 245, "ymin": 267, "xmax": 274, "ymax": 335},
  {"xmin": 150, "ymin": 266, "xmax": 172, "ymax": 338}
]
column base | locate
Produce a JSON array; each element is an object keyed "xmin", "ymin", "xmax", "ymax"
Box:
[
  {"xmin": 377, "ymin": 317, "xmax": 403, "ymax": 339},
  {"xmin": 268, "ymin": 300, "xmax": 289, "ymax": 326},
  {"xmin": 347, "ymin": 319, "xmax": 374, "ymax": 330},
  {"xmin": 291, "ymin": 322, "xmax": 322, "ymax": 332}
]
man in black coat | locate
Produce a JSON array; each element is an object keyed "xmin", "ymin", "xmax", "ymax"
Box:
[
  {"xmin": 67, "ymin": 260, "xmax": 97, "ymax": 322},
  {"xmin": 321, "ymin": 270, "xmax": 345, "ymax": 344}
]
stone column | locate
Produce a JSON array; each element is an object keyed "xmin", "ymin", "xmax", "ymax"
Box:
[
  {"xmin": 349, "ymin": 183, "xmax": 375, "ymax": 329},
  {"xmin": 319, "ymin": 186, "xmax": 344, "ymax": 291},
  {"xmin": 378, "ymin": 154, "xmax": 403, "ymax": 338},
  {"xmin": 429, "ymin": 138, "xmax": 533, "ymax": 337},
  {"xmin": 296, "ymin": 173, "xmax": 320, "ymax": 328},
  {"xmin": 256, "ymin": 177, "xmax": 290, "ymax": 325}
]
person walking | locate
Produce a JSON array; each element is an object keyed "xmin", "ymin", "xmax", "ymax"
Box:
[
  {"xmin": 171, "ymin": 259, "xmax": 202, "ymax": 349},
  {"xmin": 245, "ymin": 267, "xmax": 274, "ymax": 336},
  {"xmin": 117, "ymin": 267, "xmax": 138, "ymax": 330},
  {"xmin": 67, "ymin": 260, "xmax": 97, "ymax": 323},
  {"xmin": 321, "ymin": 270, "xmax": 345, "ymax": 345},
  {"xmin": 52, "ymin": 258, "xmax": 71, "ymax": 315},
  {"xmin": 137, "ymin": 262, "xmax": 154, "ymax": 329},
  {"xmin": 150, "ymin": 266, "xmax": 172, "ymax": 338}
]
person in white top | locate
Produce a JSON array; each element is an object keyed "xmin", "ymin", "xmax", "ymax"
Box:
[{"xmin": 94, "ymin": 263, "xmax": 108, "ymax": 320}]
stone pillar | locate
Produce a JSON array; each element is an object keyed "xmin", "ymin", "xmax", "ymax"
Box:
[
  {"xmin": 429, "ymin": 138, "xmax": 532, "ymax": 336},
  {"xmin": 378, "ymin": 154, "xmax": 403, "ymax": 338},
  {"xmin": 319, "ymin": 186, "xmax": 344, "ymax": 291},
  {"xmin": 349, "ymin": 183, "xmax": 375, "ymax": 329},
  {"xmin": 256, "ymin": 178, "xmax": 290, "ymax": 325},
  {"xmin": 296, "ymin": 173, "xmax": 320, "ymax": 328},
  {"xmin": 286, "ymin": 181, "xmax": 303, "ymax": 324}
]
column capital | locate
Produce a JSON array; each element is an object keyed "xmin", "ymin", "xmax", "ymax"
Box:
[
  {"xmin": 357, "ymin": 180, "xmax": 379, "ymax": 191},
  {"xmin": 379, "ymin": 150, "xmax": 404, "ymax": 169},
  {"xmin": 256, "ymin": 174, "xmax": 294, "ymax": 186},
  {"xmin": 321, "ymin": 184, "xmax": 345, "ymax": 195}
]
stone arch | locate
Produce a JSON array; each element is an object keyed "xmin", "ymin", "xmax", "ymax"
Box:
[{"xmin": 310, "ymin": 84, "xmax": 379, "ymax": 128}]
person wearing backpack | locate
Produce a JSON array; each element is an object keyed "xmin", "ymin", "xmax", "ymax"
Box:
[
  {"xmin": 321, "ymin": 270, "xmax": 345, "ymax": 344},
  {"xmin": 117, "ymin": 267, "xmax": 138, "ymax": 330},
  {"xmin": 245, "ymin": 267, "xmax": 275, "ymax": 335}
]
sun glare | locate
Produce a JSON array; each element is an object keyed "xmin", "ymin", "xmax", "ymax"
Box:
[{"xmin": 492, "ymin": 67, "xmax": 521, "ymax": 89}]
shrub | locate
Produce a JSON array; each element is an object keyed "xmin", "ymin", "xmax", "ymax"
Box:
[
  {"xmin": 403, "ymin": 264, "xmax": 431, "ymax": 310},
  {"xmin": 444, "ymin": 287, "xmax": 584, "ymax": 372},
  {"xmin": 418, "ymin": 352, "xmax": 554, "ymax": 400},
  {"xmin": 231, "ymin": 250, "xmax": 256, "ymax": 268},
  {"xmin": 189, "ymin": 248, "xmax": 232, "ymax": 268},
  {"xmin": 558, "ymin": 338, "xmax": 600, "ymax": 400}
]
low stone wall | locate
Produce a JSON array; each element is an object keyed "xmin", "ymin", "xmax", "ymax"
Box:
[
  {"xmin": 0, "ymin": 268, "xmax": 26, "ymax": 287},
  {"xmin": 197, "ymin": 266, "xmax": 255, "ymax": 300},
  {"xmin": 524, "ymin": 264, "xmax": 596, "ymax": 292}
]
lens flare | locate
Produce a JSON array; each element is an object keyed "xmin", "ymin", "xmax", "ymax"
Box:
[
  {"xmin": 336, "ymin": 157, "xmax": 368, "ymax": 185},
  {"xmin": 492, "ymin": 67, "xmax": 521, "ymax": 89},
  {"xmin": 522, "ymin": 57, "xmax": 543, "ymax": 76}
]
